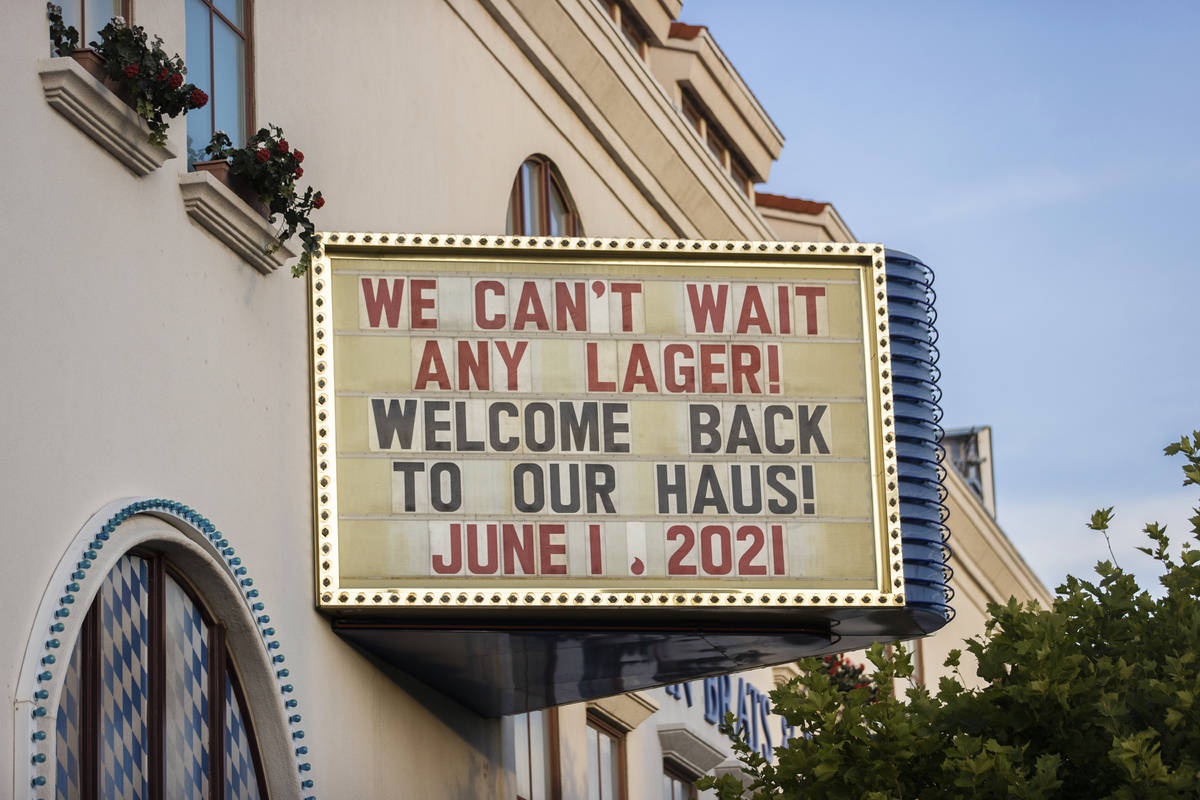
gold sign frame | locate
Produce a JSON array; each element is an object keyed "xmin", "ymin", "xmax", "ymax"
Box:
[{"xmin": 310, "ymin": 233, "xmax": 903, "ymax": 613}]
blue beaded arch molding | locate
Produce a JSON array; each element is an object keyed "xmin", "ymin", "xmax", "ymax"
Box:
[
  {"xmin": 18, "ymin": 497, "xmax": 317, "ymax": 799},
  {"xmin": 885, "ymin": 251, "xmax": 954, "ymax": 624}
]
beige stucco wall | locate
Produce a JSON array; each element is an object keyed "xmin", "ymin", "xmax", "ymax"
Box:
[{"xmin": 759, "ymin": 205, "xmax": 855, "ymax": 244}]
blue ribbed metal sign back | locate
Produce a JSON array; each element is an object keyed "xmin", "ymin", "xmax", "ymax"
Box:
[{"xmin": 886, "ymin": 251, "xmax": 953, "ymax": 621}]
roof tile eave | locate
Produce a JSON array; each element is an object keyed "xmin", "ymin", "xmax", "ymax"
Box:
[{"xmin": 754, "ymin": 191, "xmax": 830, "ymax": 216}]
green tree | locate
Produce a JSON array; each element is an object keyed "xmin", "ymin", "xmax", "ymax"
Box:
[{"xmin": 699, "ymin": 432, "xmax": 1200, "ymax": 799}]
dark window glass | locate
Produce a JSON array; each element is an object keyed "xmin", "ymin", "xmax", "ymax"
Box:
[
  {"xmin": 680, "ymin": 94, "xmax": 704, "ymax": 136},
  {"xmin": 730, "ymin": 157, "xmax": 753, "ymax": 198},
  {"xmin": 619, "ymin": 13, "xmax": 646, "ymax": 57},
  {"xmin": 706, "ymin": 125, "xmax": 726, "ymax": 163}
]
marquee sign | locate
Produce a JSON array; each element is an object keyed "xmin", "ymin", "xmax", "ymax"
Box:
[{"xmin": 310, "ymin": 235, "xmax": 904, "ymax": 613}]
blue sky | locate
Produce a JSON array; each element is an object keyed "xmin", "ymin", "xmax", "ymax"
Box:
[{"xmin": 683, "ymin": 0, "xmax": 1200, "ymax": 591}]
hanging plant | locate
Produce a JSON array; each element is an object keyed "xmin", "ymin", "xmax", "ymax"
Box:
[
  {"xmin": 46, "ymin": 5, "xmax": 208, "ymax": 147},
  {"xmin": 46, "ymin": 3, "xmax": 78, "ymax": 56},
  {"xmin": 203, "ymin": 126, "xmax": 325, "ymax": 277}
]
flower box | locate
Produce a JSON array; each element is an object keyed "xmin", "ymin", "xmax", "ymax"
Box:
[
  {"xmin": 192, "ymin": 159, "xmax": 270, "ymax": 219},
  {"xmin": 201, "ymin": 125, "xmax": 324, "ymax": 276},
  {"xmin": 70, "ymin": 48, "xmax": 108, "ymax": 84}
]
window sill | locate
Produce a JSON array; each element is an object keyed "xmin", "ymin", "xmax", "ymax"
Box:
[
  {"xmin": 37, "ymin": 56, "xmax": 178, "ymax": 176},
  {"xmin": 179, "ymin": 171, "xmax": 298, "ymax": 274}
]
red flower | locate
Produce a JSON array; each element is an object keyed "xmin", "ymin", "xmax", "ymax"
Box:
[
  {"xmin": 313, "ymin": 196, "xmax": 325, "ymax": 209},
  {"xmin": 188, "ymin": 88, "xmax": 208, "ymax": 108},
  {"xmin": 294, "ymin": 150, "xmax": 304, "ymax": 163},
  {"xmin": 255, "ymin": 149, "xmax": 270, "ymax": 163},
  {"xmin": 294, "ymin": 166, "xmax": 304, "ymax": 178},
  {"xmin": 276, "ymin": 139, "xmax": 290, "ymax": 154},
  {"xmin": 168, "ymin": 73, "xmax": 183, "ymax": 89},
  {"xmin": 156, "ymin": 67, "xmax": 167, "ymax": 81},
  {"xmin": 124, "ymin": 64, "xmax": 139, "ymax": 78}
]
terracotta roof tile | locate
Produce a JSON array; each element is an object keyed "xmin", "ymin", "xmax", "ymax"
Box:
[
  {"xmin": 668, "ymin": 22, "xmax": 706, "ymax": 40},
  {"xmin": 754, "ymin": 192, "xmax": 829, "ymax": 215}
]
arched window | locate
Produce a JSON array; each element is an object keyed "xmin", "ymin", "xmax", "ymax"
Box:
[
  {"xmin": 55, "ymin": 552, "xmax": 267, "ymax": 799},
  {"xmin": 506, "ymin": 156, "xmax": 582, "ymax": 236}
]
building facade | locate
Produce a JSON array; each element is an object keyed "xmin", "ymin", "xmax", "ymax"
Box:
[{"xmin": 4, "ymin": 1, "xmax": 1048, "ymax": 798}]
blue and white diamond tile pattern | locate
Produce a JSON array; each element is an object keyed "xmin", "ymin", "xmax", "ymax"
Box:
[
  {"xmin": 54, "ymin": 631, "xmax": 82, "ymax": 800},
  {"xmin": 99, "ymin": 554, "xmax": 150, "ymax": 800},
  {"xmin": 164, "ymin": 576, "xmax": 211, "ymax": 800},
  {"xmin": 225, "ymin": 675, "xmax": 263, "ymax": 800}
]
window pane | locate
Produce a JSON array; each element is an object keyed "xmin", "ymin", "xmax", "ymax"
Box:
[
  {"xmin": 707, "ymin": 127, "xmax": 725, "ymax": 162},
  {"xmin": 55, "ymin": 632, "xmax": 83, "ymax": 800},
  {"xmin": 521, "ymin": 162, "xmax": 537, "ymax": 236},
  {"xmin": 529, "ymin": 710, "xmax": 548, "ymax": 800},
  {"xmin": 511, "ymin": 710, "xmax": 554, "ymax": 800},
  {"xmin": 513, "ymin": 712, "xmax": 531, "ymax": 799},
  {"xmin": 505, "ymin": 182, "xmax": 517, "ymax": 235},
  {"xmin": 213, "ymin": 0, "xmax": 245, "ymax": 29},
  {"xmin": 82, "ymin": 0, "xmax": 122, "ymax": 48},
  {"xmin": 185, "ymin": 0, "xmax": 213, "ymax": 164},
  {"xmin": 59, "ymin": 3, "xmax": 82, "ymax": 52},
  {"xmin": 731, "ymin": 159, "xmax": 752, "ymax": 198},
  {"xmin": 212, "ymin": 18, "xmax": 247, "ymax": 148},
  {"xmin": 586, "ymin": 726, "xmax": 600, "ymax": 800},
  {"xmin": 620, "ymin": 13, "xmax": 644, "ymax": 56},
  {"xmin": 164, "ymin": 578, "xmax": 210, "ymax": 800},
  {"xmin": 99, "ymin": 555, "xmax": 150, "ymax": 800},
  {"xmin": 225, "ymin": 675, "xmax": 262, "ymax": 800},
  {"xmin": 599, "ymin": 733, "xmax": 614, "ymax": 800},
  {"xmin": 681, "ymin": 96, "xmax": 703, "ymax": 136},
  {"xmin": 548, "ymin": 182, "xmax": 567, "ymax": 237}
]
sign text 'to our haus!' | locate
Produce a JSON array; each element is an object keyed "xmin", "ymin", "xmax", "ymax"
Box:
[{"xmin": 310, "ymin": 238, "xmax": 902, "ymax": 611}]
